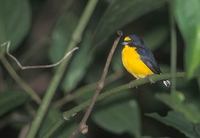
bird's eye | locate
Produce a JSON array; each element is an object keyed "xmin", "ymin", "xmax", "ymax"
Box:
[{"xmin": 124, "ymin": 36, "xmax": 132, "ymax": 42}]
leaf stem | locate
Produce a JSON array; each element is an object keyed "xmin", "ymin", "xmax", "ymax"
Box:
[
  {"xmin": 26, "ymin": 0, "xmax": 99, "ymax": 137},
  {"xmin": 170, "ymin": 1, "xmax": 177, "ymax": 92}
]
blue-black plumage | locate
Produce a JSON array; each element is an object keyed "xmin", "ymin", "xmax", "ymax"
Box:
[{"xmin": 121, "ymin": 34, "xmax": 170, "ymax": 87}]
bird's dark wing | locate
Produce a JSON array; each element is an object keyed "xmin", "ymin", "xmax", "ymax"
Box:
[{"xmin": 136, "ymin": 47, "xmax": 161, "ymax": 74}]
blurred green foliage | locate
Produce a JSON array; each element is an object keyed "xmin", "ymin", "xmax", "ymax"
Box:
[
  {"xmin": 173, "ymin": 0, "xmax": 200, "ymax": 78},
  {"xmin": 0, "ymin": 91, "xmax": 29, "ymax": 117},
  {"xmin": 148, "ymin": 111, "xmax": 200, "ymax": 138},
  {"xmin": 0, "ymin": 0, "xmax": 200, "ymax": 138},
  {"xmin": 92, "ymin": 92, "xmax": 141, "ymax": 137},
  {"xmin": 0, "ymin": 0, "xmax": 30, "ymax": 49}
]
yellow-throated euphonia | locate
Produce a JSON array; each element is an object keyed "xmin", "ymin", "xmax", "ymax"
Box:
[{"xmin": 121, "ymin": 34, "xmax": 170, "ymax": 87}]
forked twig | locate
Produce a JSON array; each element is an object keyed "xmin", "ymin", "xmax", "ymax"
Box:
[
  {"xmin": 1, "ymin": 41, "xmax": 79, "ymax": 70},
  {"xmin": 69, "ymin": 31, "xmax": 123, "ymax": 138}
]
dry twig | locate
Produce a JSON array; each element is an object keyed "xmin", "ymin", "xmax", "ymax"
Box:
[{"xmin": 69, "ymin": 31, "xmax": 123, "ymax": 138}]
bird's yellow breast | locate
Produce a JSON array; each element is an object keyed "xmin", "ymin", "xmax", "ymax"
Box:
[{"xmin": 122, "ymin": 45, "xmax": 153, "ymax": 78}]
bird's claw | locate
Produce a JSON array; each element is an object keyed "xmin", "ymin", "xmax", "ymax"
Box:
[
  {"xmin": 148, "ymin": 77, "xmax": 155, "ymax": 84},
  {"xmin": 128, "ymin": 82, "xmax": 132, "ymax": 88}
]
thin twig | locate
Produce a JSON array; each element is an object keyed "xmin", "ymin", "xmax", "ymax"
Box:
[
  {"xmin": 1, "ymin": 41, "xmax": 78, "ymax": 70},
  {"xmin": 69, "ymin": 31, "xmax": 123, "ymax": 138}
]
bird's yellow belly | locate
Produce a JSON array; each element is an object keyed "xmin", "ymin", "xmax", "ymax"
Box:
[{"xmin": 122, "ymin": 46, "xmax": 153, "ymax": 79}]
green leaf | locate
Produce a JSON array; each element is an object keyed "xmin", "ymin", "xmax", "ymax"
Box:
[
  {"xmin": 94, "ymin": 0, "xmax": 166, "ymax": 46},
  {"xmin": 112, "ymin": 48, "xmax": 123, "ymax": 72},
  {"xmin": 49, "ymin": 12, "xmax": 78, "ymax": 62},
  {"xmin": 0, "ymin": 0, "xmax": 31, "ymax": 49},
  {"xmin": 0, "ymin": 91, "xmax": 29, "ymax": 117},
  {"xmin": 173, "ymin": 0, "xmax": 200, "ymax": 78},
  {"xmin": 143, "ymin": 25, "xmax": 168, "ymax": 51},
  {"xmin": 38, "ymin": 108, "xmax": 63, "ymax": 138},
  {"xmin": 62, "ymin": 32, "xmax": 93, "ymax": 92},
  {"xmin": 49, "ymin": 11, "xmax": 94, "ymax": 92},
  {"xmin": 156, "ymin": 91, "xmax": 200, "ymax": 123},
  {"xmin": 92, "ymin": 93, "xmax": 141, "ymax": 137},
  {"xmin": 148, "ymin": 111, "xmax": 200, "ymax": 138}
]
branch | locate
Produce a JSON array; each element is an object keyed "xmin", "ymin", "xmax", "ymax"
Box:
[
  {"xmin": 26, "ymin": 0, "xmax": 99, "ymax": 137},
  {"xmin": 169, "ymin": 2, "xmax": 177, "ymax": 92},
  {"xmin": 44, "ymin": 72, "xmax": 186, "ymax": 138},
  {"xmin": 1, "ymin": 41, "xmax": 78, "ymax": 70},
  {"xmin": 53, "ymin": 71, "xmax": 122, "ymax": 108},
  {"xmin": 69, "ymin": 31, "xmax": 122, "ymax": 138},
  {"xmin": 0, "ymin": 56, "xmax": 41, "ymax": 104},
  {"xmin": 63, "ymin": 72, "xmax": 186, "ymax": 120}
]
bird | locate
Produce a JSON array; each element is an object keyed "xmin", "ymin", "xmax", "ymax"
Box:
[{"xmin": 121, "ymin": 34, "xmax": 170, "ymax": 87}]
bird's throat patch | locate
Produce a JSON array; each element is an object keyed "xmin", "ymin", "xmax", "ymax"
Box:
[{"xmin": 124, "ymin": 36, "xmax": 131, "ymax": 41}]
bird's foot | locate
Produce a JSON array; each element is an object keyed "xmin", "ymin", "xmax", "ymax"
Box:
[
  {"xmin": 148, "ymin": 76, "xmax": 155, "ymax": 84},
  {"xmin": 128, "ymin": 82, "xmax": 132, "ymax": 88},
  {"xmin": 129, "ymin": 78, "xmax": 139, "ymax": 88}
]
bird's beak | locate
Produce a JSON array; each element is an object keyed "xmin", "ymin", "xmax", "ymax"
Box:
[{"xmin": 121, "ymin": 42, "xmax": 129, "ymax": 45}]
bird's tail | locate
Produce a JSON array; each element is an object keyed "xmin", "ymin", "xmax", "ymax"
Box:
[{"xmin": 162, "ymin": 80, "xmax": 171, "ymax": 87}]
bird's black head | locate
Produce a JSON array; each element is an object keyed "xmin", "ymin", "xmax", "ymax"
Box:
[{"xmin": 121, "ymin": 34, "xmax": 145, "ymax": 48}]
